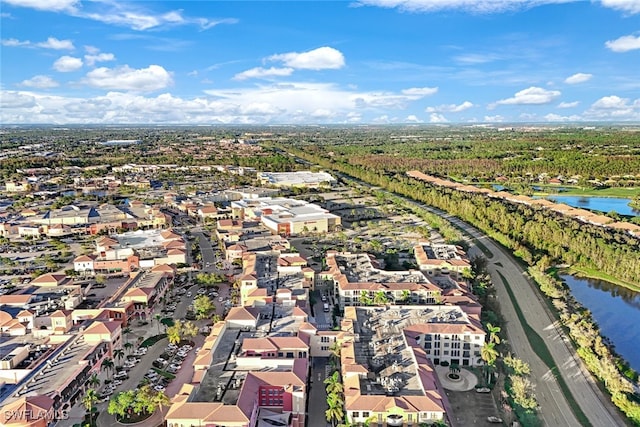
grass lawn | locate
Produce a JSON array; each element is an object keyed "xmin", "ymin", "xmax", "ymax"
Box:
[
  {"xmin": 497, "ymin": 271, "xmax": 591, "ymax": 427},
  {"xmin": 151, "ymin": 367, "xmax": 176, "ymax": 380},
  {"xmin": 141, "ymin": 334, "xmax": 167, "ymax": 348},
  {"xmin": 567, "ymin": 267, "xmax": 640, "ymax": 293}
]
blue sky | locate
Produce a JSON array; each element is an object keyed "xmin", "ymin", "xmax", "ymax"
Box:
[{"xmin": 1, "ymin": 0, "xmax": 639, "ymax": 124}]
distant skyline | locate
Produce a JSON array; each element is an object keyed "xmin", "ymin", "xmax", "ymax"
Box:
[{"xmin": 1, "ymin": 0, "xmax": 639, "ymax": 125}]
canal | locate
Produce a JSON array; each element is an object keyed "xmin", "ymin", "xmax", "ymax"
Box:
[{"xmin": 561, "ymin": 274, "xmax": 640, "ymax": 372}]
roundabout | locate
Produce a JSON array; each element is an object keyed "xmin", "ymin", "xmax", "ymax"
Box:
[{"xmin": 435, "ymin": 366, "xmax": 478, "ymax": 391}]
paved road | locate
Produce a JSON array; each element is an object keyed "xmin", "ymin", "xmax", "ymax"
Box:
[
  {"xmin": 425, "ymin": 205, "xmax": 624, "ymax": 427},
  {"xmin": 308, "ymin": 357, "xmax": 330, "ymax": 427}
]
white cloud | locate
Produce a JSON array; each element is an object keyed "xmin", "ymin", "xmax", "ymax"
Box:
[
  {"xmin": 84, "ymin": 52, "xmax": 115, "ymax": 66},
  {"xmin": 405, "ymin": 114, "xmax": 423, "ymax": 123},
  {"xmin": 564, "ymin": 73, "xmax": 592, "ymax": 84},
  {"xmin": 544, "ymin": 113, "xmax": 582, "ymax": 121},
  {"xmin": 233, "ymin": 67, "xmax": 294, "ymax": 81},
  {"xmin": 1, "ymin": 38, "xmax": 30, "ymax": 47},
  {"xmin": 37, "ymin": 37, "xmax": 74, "ymax": 50},
  {"xmin": 557, "ymin": 101, "xmax": 579, "ymax": 108},
  {"xmin": 484, "ymin": 115, "xmax": 505, "ymax": 122},
  {"xmin": 605, "ymin": 34, "xmax": 640, "ymax": 52},
  {"xmin": 584, "ymin": 95, "xmax": 640, "ymax": 121},
  {"xmin": 19, "ymin": 75, "xmax": 59, "ymax": 88},
  {"xmin": 268, "ymin": 46, "xmax": 345, "ymax": 70},
  {"xmin": 3, "ymin": 0, "xmax": 78, "ymax": 12},
  {"xmin": 2, "ymin": 36, "xmax": 74, "ymax": 50},
  {"xmin": 53, "ymin": 56, "xmax": 83, "ymax": 72},
  {"xmin": 84, "ymin": 45, "xmax": 100, "ymax": 55},
  {"xmin": 401, "ymin": 87, "xmax": 438, "ymax": 97},
  {"xmin": 429, "ymin": 113, "xmax": 448, "ymax": 123},
  {"xmin": 82, "ymin": 65, "xmax": 173, "ymax": 92},
  {"xmin": 453, "ymin": 53, "xmax": 502, "ymax": 64},
  {"xmin": 0, "ymin": 91, "xmax": 37, "ymax": 109},
  {"xmin": 0, "ymin": 81, "xmax": 441, "ymax": 124},
  {"xmin": 4, "ymin": 0, "xmax": 237, "ymax": 31},
  {"xmin": 494, "ymin": 86, "xmax": 561, "ymax": 106},
  {"xmin": 426, "ymin": 101, "xmax": 473, "ymax": 113},
  {"xmin": 601, "ymin": 0, "xmax": 640, "ymax": 15},
  {"xmin": 354, "ymin": 0, "xmax": 579, "ymax": 14}
]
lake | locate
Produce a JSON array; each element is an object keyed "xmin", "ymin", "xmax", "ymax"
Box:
[
  {"xmin": 561, "ymin": 274, "xmax": 640, "ymax": 372},
  {"xmin": 542, "ymin": 195, "xmax": 638, "ymax": 217}
]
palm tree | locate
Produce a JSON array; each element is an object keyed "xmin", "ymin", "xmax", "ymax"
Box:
[
  {"xmin": 153, "ymin": 390, "xmax": 171, "ymax": 418},
  {"xmin": 87, "ymin": 373, "xmax": 101, "ymax": 389},
  {"xmin": 480, "ymin": 342, "xmax": 499, "ymax": 383},
  {"xmin": 325, "ymin": 393, "xmax": 344, "ymax": 427},
  {"xmin": 155, "ymin": 314, "xmax": 162, "ymax": 335},
  {"xmin": 486, "ymin": 323, "xmax": 501, "ymax": 344},
  {"xmin": 373, "ymin": 291, "xmax": 388, "ymax": 306},
  {"xmin": 328, "ymin": 341, "xmax": 341, "ymax": 362},
  {"xmin": 324, "ymin": 371, "xmax": 343, "ymax": 395},
  {"xmin": 359, "ymin": 291, "xmax": 372, "ymax": 306},
  {"xmin": 82, "ymin": 389, "xmax": 99, "ymax": 426},
  {"xmin": 113, "ymin": 349, "xmax": 125, "ymax": 366},
  {"xmin": 101, "ymin": 357, "xmax": 114, "ymax": 381},
  {"xmin": 124, "ymin": 342, "xmax": 133, "ymax": 355},
  {"xmin": 400, "ymin": 289, "xmax": 411, "ymax": 303},
  {"xmin": 481, "ymin": 342, "xmax": 498, "ymax": 366},
  {"xmin": 122, "ymin": 327, "xmax": 132, "ymax": 343}
]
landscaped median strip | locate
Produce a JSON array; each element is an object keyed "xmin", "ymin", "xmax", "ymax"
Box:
[{"xmin": 497, "ymin": 271, "xmax": 591, "ymax": 427}]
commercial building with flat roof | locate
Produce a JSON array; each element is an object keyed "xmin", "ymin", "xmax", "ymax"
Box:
[{"xmin": 257, "ymin": 171, "xmax": 336, "ymax": 188}]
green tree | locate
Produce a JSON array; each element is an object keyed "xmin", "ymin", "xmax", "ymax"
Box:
[
  {"xmin": 504, "ymin": 353, "xmax": 531, "ymax": 376},
  {"xmin": 82, "ymin": 388, "xmax": 99, "ymax": 425},
  {"xmin": 373, "ymin": 291, "xmax": 389, "ymax": 306},
  {"xmin": 182, "ymin": 320, "xmax": 199, "ymax": 341},
  {"xmin": 124, "ymin": 342, "xmax": 133, "ymax": 355},
  {"xmin": 193, "ymin": 295, "xmax": 216, "ymax": 320},
  {"xmin": 400, "ymin": 289, "xmax": 411, "ymax": 303},
  {"xmin": 325, "ymin": 393, "xmax": 345, "ymax": 427},
  {"xmin": 108, "ymin": 390, "xmax": 135, "ymax": 419},
  {"xmin": 153, "ymin": 390, "xmax": 171, "ymax": 418},
  {"xmin": 486, "ymin": 323, "xmax": 501, "ymax": 344},
  {"xmin": 167, "ymin": 320, "xmax": 183, "ymax": 345},
  {"xmin": 101, "ymin": 357, "xmax": 114, "ymax": 380},
  {"xmin": 324, "ymin": 371, "xmax": 344, "ymax": 395},
  {"xmin": 359, "ymin": 291, "xmax": 372, "ymax": 306},
  {"xmin": 87, "ymin": 373, "xmax": 101, "ymax": 389},
  {"xmin": 113, "ymin": 348, "xmax": 125, "ymax": 365}
]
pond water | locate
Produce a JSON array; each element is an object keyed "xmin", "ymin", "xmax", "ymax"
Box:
[
  {"xmin": 561, "ymin": 274, "xmax": 640, "ymax": 372},
  {"xmin": 541, "ymin": 195, "xmax": 638, "ymax": 217}
]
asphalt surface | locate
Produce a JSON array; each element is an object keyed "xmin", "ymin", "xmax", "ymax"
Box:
[{"xmin": 432, "ymin": 207, "xmax": 625, "ymax": 427}]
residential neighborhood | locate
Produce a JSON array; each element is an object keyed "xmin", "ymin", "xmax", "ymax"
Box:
[{"xmin": 0, "ymin": 159, "xmax": 490, "ymax": 427}]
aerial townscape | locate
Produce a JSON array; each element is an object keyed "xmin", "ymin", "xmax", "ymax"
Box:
[{"xmin": 1, "ymin": 2, "xmax": 640, "ymax": 427}]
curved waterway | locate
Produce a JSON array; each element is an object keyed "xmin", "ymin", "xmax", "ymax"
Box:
[
  {"xmin": 561, "ymin": 274, "xmax": 640, "ymax": 372},
  {"xmin": 543, "ymin": 195, "xmax": 638, "ymax": 217}
]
